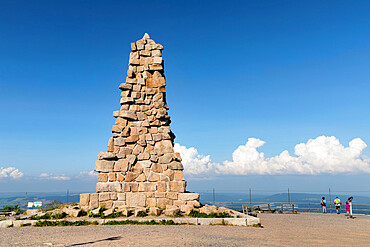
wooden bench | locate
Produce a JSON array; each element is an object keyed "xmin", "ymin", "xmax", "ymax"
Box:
[
  {"xmin": 254, "ymin": 204, "xmax": 269, "ymax": 213},
  {"xmin": 243, "ymin": 203, "xmax": 276, "ymax": 214},
  {"xmin": 278, "ymin": 204, "xmax": 298, "ymax": 214}
]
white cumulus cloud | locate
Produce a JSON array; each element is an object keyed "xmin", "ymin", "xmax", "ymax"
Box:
[
  {"xmin": 175, "ymin": 136, "xmax": 370, "ymax": 175},
  {"xmin": 39, "ymin": 173, "xmax": 71, "ymax": 181},
  {"xmin": 174, "ymin": 143, "xmax": 215, "ymax": 174},
  {"xmin": 0, "ymin": 167, "xmax": 24, "ymax": 179}
]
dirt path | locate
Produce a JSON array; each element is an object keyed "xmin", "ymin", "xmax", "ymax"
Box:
[{"xmin": 1, "ymin": 213, "xmax": 369, "ymax": 246}]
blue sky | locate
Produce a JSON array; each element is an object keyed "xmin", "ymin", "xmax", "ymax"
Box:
[{"xmin": 0, "ymin": 0, "xmax": 369, "ymax": 192}]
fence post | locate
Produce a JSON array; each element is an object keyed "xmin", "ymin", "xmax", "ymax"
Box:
[
  {"xmin": 67, "ymin": 189, "xmax": 69, "ymax": 204},
  {"xmin": 249, "ymin": 188, "xmax": 252, "ymax": 209},
  {"xmin": 212, "ymin": 188, "xmax": 215, "ymax": 205},
  {"xmin": 288, "ymin": 188, "xmax": 291, "ymax": 205},
  {"xmin": 329, "ymin": 188, "xmax": 332, "ymax": 214}
]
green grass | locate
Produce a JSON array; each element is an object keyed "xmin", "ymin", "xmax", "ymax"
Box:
[
  {"xmin": 1, "ymin": 205, "xmax": 23, "ymax": 215},
  {"xmin": 175, "ymin": 211, "xmax": 183, "ymax": 217},
  {"xmin": 41, "ymin": 200, "xmax": 65, "ymax": 212},
  {"xmin": 187, "ymin": 210, "xmax": 232, "ymax": 218},
  {"xmin": 35, "ymin": 220, "xmax": 99, "ymax": 227},
  {"xmin": 103, "ymin": 219, "xmax": 178, "ymax": 225},
  {"xmin": 20, "ymin": 223, "xmax": 32, "ymax": 227}
]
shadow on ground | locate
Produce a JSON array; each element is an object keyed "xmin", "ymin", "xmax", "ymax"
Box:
[{"xmin": 68, "ymin": 236, "xmax": 122, "ymax": 246}]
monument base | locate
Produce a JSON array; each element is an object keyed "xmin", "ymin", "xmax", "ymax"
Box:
[{"xmin": 79, "ymin": 191, "xmax": 200, "ymax": 212}]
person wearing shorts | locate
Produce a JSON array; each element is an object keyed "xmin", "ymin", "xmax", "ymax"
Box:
[
  {"xmin": 321, "ymin": 197, "xmax": 327, "ymax": 213},
  {"xmin": 334, "ymin": 196, "xmax": 342, "ymax": 214}
]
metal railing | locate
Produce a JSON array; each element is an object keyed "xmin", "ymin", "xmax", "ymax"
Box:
[{"xmin": 1, "ymin": 188, "xmax": 370, "ymax": 215}]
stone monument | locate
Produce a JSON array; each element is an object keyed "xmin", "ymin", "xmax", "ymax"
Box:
[{"xmin": 80, "ymin": 33, "xmax": 200, "ymax": 213}]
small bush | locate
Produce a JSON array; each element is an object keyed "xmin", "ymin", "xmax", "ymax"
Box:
[
  {"xmin": 77, "ymin": 209, "xmax": 87, "ymax": 217},
  {"xmin": 20, "ymin": 223, "xmax": 31, "ymax": 227},
  {"xmin": 175, "ymin": 211, "xmax": 183, "ymax": 217},
  {"xmin": 136, "ymin": 211, "xmax": 148, "ymax": 217}
]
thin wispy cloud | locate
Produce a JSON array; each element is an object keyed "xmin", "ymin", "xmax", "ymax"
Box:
[
  {"xmin": 39, "ymin": 173, "xmax": 71, "ymax": 181},
  {"xmin": 77, "ymin": 170, "xmax": 97, "ymax": 178},
  {"xmin": 0, "ymin": 167, "xmax": 24, "ymax": 179},
  {"xmin": 175, "ymin": 136, "xmax": 370, "ymax": 175}
]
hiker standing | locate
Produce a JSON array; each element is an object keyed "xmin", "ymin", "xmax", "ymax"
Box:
[
  {"xmin": 346, "ymin": 201, "xmax": 350, "ymax": 215},
  {"xmin": 334, "ymin": 196, "xmax": 342, "ymax": 214},
  {"xmin": 321, "ymin": 197, "xmax": 327, "ymax": 213}
]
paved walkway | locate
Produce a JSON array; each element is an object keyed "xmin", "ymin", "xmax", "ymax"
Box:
[{"xmin": 1, "ymin": 213, "xmax": 369, "ymax": 246}]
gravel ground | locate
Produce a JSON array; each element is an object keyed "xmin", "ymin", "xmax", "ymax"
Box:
[{"xmin": 1, "ymin": 213, "xmax": 369, "ymax": 246}]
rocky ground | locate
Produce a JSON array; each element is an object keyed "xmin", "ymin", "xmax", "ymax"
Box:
[{"xmin": 1, "ymin": 213, "xmax": 369, "ymax": 246}]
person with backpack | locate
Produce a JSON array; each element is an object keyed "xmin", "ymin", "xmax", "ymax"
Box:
[
  {"xmin": 334, "ymin": 196, "xmax": 342, "ymax": 214},
  {"xmin": 321, "ymin": 197, "xmax": 327, "ymax": 213}
]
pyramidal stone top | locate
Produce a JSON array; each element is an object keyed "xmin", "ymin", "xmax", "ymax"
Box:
[{"xmin": 79, "ymin": 34, "xmax": 200, "ymax": 213}]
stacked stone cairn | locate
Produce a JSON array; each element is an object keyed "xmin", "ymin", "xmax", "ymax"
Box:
[{"xmin": 80, "ymin": 33, "xmax": 200, "ymax": 215}]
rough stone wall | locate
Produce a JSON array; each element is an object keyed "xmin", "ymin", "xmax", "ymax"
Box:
[{"xmin": 80, "ymin": 34, "xmax": 200, "ymax": 212}]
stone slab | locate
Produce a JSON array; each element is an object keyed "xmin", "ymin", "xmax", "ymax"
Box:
[{"xmin": 0, "ymin": 220, "xmax": 13, "ymax": 228}]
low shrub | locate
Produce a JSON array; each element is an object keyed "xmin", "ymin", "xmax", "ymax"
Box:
[
  {"xmin": 35, "ymin": 220, "xmax": 98, "ymax": 227},
  {"xmin": 103, "ymin": 219, "xmax": 178, "ymax": 225},
  {"xmin": 103, "ymin": 212, "xmax": 124, "ymax": 218},
  {"xmin": 52, "ymin": 212, "xmax": 67, "ymax": 219},
  {"xmin": 88, "ymin": 210, "xmax": 123, "ymax": 219},
  {"xmin": 188, "ymin": 210, "xmax": 232, "ymax": 218},
  {"xmin": 30, "ymin": 213, "xmax": 52, "ymax": 220}
]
